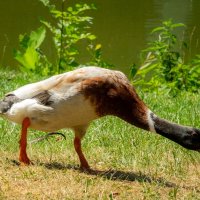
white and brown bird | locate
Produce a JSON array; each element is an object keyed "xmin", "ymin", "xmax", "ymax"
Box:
[{"xmin": 0, "ymin": 67, "xmax": 199, "ymax": 169}]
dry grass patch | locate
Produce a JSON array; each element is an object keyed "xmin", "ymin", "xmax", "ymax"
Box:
[{"xmin": 0, "ymin": 153, "xmax": 199, "ymax": 200}]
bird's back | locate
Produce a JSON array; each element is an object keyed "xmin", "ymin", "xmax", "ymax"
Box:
[{"xmin": 10, "ymin": 67, "xmax": 127, "ymax": 98}]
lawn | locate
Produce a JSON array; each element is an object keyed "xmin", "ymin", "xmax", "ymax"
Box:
[{"xmin": 0, "ymin": 69, "xmax": 199, "ymax": 199}]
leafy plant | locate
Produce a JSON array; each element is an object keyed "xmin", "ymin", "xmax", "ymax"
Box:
[
  {"xmin": 87, "ymin": 43, "xmax": 114, "ymax": 68},
  {"xmin": 131, "ymin": 19, "xmax": 200, "ymax": 93},
  {"xmin": 39, "ymin": 0, "xmax": 98, "ymax": 73},
  {"xmin": 14, "ymin": 27, "xmax": 46, "ymax": 72},
  {"xmin": 14, "ymin": 0, "xmax": 111, "ymax": 75}
]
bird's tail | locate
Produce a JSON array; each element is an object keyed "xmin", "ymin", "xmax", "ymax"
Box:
[{"xmin": 146, "ymin": 110, "xmax": 200, "ymax": 151}]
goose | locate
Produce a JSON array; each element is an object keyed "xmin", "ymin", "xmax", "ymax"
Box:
[{"xmin": 0, "ymin": 66, "xmax": 199, "ymax": 169}]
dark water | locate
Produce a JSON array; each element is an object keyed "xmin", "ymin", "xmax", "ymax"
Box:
[{"xmin": 0, "ymin": 0, "xmax": 200, "ymax": 73}]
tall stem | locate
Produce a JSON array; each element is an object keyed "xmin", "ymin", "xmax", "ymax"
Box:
[{"xmin": 58, "ymin": 0, "xmax": 65, "ymax": 73}]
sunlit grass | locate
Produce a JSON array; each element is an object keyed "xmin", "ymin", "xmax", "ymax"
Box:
[{"xmin": 0, "ymin": 69, "xmax": 199, "ymax": 199}]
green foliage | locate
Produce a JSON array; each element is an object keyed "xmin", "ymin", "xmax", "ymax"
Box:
[
  {"xmin": 14, "ymin": 0, "xmax": 111, "ymax": 75},
  {"xmin": 87, "ymin": 43, "xmax": 114, "ymax": 68},
  {"xmin": 131, "ymin": 19, "xmax": 200, "ymax": 94},
  {"xmin": 14, "ymin": 27, "xmax": 46, "ymax": 72},
  {"xmin": 40, "ymin": 0, "xmax": 97, "ymax": 72}
]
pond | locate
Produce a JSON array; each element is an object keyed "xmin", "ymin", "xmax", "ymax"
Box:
[{"xmin": 0, "ymin": 0, "xmax": 199, "ymax": 74}]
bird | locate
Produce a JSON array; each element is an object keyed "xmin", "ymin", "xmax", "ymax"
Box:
[{"xmin": 0, "ymin": 66, "xmax": 199, "ymax": 169}]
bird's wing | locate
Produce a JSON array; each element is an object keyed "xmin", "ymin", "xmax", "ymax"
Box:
[
  {"xmin": 7, "ymin": 66, "xmax": 119, "ymax": 100},
  {"xmin": 31, "ymin": 90, "xmax": 51, "ymax": 105},
  {"xmin": 8, "ymin": 74, "xmax": 65, "ymax": 99}
]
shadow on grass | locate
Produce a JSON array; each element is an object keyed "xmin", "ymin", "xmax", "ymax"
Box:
[
  {"xmin": 10, "ymin": 160, "xmax": 199, "ymax": 192},
  {"xmin": 42, "ymin": 161, "xmax": 176, "ymax": 188}
]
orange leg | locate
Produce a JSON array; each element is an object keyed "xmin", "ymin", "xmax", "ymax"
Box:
[
  {"xmin": 74, "ymin": 137, "xmax": 90, "ymax": 170},
  {"xmin": 19, "ymin": 117, "xmax": 31, "ymax": 165}
]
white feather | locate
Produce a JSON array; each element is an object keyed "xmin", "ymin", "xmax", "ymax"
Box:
[
  {"xmin": 7, "ymin": 99, "xmax": 53, "ymax": 125},
  {"xmin": 147, "ymin": 109, "xmax": 156, "ymax": 133}
]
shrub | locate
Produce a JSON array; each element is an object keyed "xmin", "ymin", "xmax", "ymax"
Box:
[
  {"xmin": 14, "ymin": 0, "xmax": 111, "ymax": 75},
  {"xmin": 131, "ymin": 20, "xmax": 200, "ymax": 94}
]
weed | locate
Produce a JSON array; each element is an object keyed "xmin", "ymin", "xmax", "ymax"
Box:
[
  {"xmin": 131, "ymin": 19, "xmax": 200, "ymax": 94},
  {"xmin": 14, "ymin": 0, "xmax": 111, "ymax": 76}
]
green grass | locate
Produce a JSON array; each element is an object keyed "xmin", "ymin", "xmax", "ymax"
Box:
[{"xmin": 0, "ymin": 69, "xmax": 199, "ymax": 199}]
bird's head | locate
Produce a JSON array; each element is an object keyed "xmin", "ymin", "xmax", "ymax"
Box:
[{"xmin": 183, "ymin": 127, "xmax": 200, "ymax": 151}]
